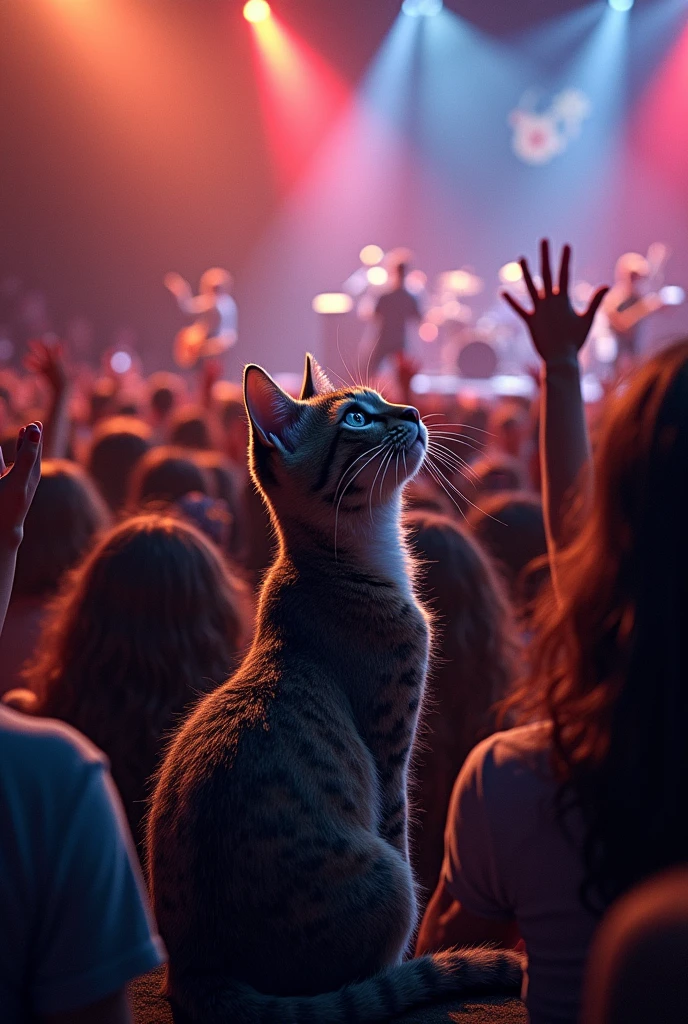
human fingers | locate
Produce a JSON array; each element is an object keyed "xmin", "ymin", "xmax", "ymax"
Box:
[
  {"xmin": 584, "ymin": 286, "xmax": 610, "ymax": 330},
  {"xmin": 11, "ymin": 422, "xmax": 42, "ymax": 490},
  {"xmin": 520, "ymin": 258, "xmax": 539, "ymax": 306},
  {"xmin": 541, "ymin": 239, "xmax": 553, "ymax": 297},
  {"xmin": 501, "ymin": 291, "xmax": 531, "ymax": 322},
  {"xmin": 558, "ymin": 244, "xmax": 572, "ymax": 296}
]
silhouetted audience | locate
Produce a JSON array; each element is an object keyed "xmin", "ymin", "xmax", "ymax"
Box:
[
  {"xmin": 418, "ymin": 246, "xmax": 688, "ymax": 1024},
  {"xmin": 405, "ymin": 512, "xmax": 518, "ymax": 905},
  {"xmin": 24, "ymin": 514, "xmax": 251, "ymax": 849},
  {"xmin": 0, "ymin": 460, "xmax": 110, "ymax": 695},
  {"xmin": 87, "ymin": 416, "xmax": 152, "ymax": 512}
]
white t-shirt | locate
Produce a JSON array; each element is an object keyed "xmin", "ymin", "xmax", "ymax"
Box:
[
  {"xmin": 0, "ymin": 707, "xmax": 166, "ymax": 1020},
  {"xmin": 442, "ymin": 723, "xmax": 598, "ymax": 1024}
]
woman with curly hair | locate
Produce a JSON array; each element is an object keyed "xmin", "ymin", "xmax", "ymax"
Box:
[
  {"xmin": 418, "ymin": 242, "xmax": 688, "ymax": 1024},
  {"xmin": 404, "ymin": 511, "xmax": 518, "ymax": 905},
  {"xmin": 24, "ymin": 514, "xmax": 251, "ymax": 852}
]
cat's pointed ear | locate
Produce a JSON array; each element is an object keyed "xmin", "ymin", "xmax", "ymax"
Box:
[
  {"xmin": 300, "ymin": 353, "xmax": 335, "ymax": 400},
  {"xmin": 244, "ymin": 365, "xmax": 299, "ymax": 451}
]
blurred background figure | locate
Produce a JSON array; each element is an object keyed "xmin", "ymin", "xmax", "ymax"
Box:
[
  {"xmin": 405, "ymin": 511, "xmax": 519, "ymax": 907},
  {"xmin": 602, "ymin": 245, "xmax": 671, "ymax": 365},
  {"xmin": 365, "ymin": 256, "xmax": 422, "ymax": 377},
  {"xmin": 165, "ymin": 267, "xmax": 238, "ymax": 381}
]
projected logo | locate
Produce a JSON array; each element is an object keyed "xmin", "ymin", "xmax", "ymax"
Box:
[{"xmin": 509, "ymin": 88, "xmax": 591, "ymax": 165}]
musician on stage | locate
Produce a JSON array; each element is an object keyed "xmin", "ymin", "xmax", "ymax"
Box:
[
  {"xmin": 602, "ymin": 245, "xmax": 669, "ymax": 364},
  {"xmin": 164, "ymin": 267, "xmax": 237, "ymax": 379},
  {"xmin": 367, "ymin": 258, "xmax": 421, "ymax": 376}
]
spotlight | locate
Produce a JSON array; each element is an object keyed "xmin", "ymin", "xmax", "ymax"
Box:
[
  {"xmin": 367, "ymin": 267, "xmax": 389, "ymax": 287},
  {"xmin": 419, "ymin": 322, "xmax": 439, "ymax": 342},
  {"xmin": 243, "ymin": 0, "xmax": 271, "ymax": 24},
  {"xmin": 312, "ymin": 293, "xmax": 354, "ymax": 315},
  {"xmin": 499, "ymin": 261, "xmax": 523, "ymax": 285},
  {"xmin": 359, "ymin": 244, "xmax": 384, "ymax": 266},
  {"xmin": 608, "ymin": 0, "xmax": 634, "ymax": 10},
  {"xmin": 110, "ymin": 350, "xmax": 133, "ymax": 374},
  {"xmin": 402, "ymin": 0, "xmax": 443, "ymax": 16}
]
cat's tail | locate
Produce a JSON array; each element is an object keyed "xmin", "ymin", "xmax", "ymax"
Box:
[{"xmin": 171, "ymin": 946, "xmax": 524, "ymax": 1023}]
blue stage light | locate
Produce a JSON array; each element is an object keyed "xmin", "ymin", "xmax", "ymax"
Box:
[
  {"xmin": 608, "ymin": 0, "xmax": 634, "ymax": 11},
  {"xmin": 402, "ymin": 0, "xmax": 443, "ymax": 16}
]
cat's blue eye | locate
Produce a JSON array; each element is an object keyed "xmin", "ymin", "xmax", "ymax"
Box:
[{"xmin": 344, "ymin": 410, "xmax": 371, "ymax": 428}]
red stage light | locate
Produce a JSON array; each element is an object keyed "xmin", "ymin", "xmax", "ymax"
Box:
[{"xmin": 243, "ymin": 0, "xmax": 271, "ymax": 24}]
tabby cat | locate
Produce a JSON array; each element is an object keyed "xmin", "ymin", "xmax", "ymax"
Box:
[{"xmin": 147, "ymin": 355, "xmax": 522, "ymax": 1022}]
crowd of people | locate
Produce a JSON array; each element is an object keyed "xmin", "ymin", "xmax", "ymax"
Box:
[{"xmin": 1, "ymin": 240, "xmax": 686, "ymax": 1023}]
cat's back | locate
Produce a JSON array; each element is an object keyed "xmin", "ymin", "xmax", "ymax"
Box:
[{"xmin": 149, "ymin": 645, "xmax": 375, "ymax": 872}]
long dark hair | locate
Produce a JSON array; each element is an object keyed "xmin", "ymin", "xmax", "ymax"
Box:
[
  {"xmin": 26, "ymin": 514, "xmax": 251, "ymax": 847},
  {"xmin": 505, "ymin": 341, "xmax": 688, "ymax": 911},
  {"xmin": 405, "ymin": 512, "xmax": 519, "ymax": 901}
]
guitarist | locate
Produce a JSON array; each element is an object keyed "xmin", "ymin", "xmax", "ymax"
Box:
[
  {"xmin": 602, "ymin": 244, "xmax": 673, "ymax": 364},
  {"xmin": 165, "ymin": 267, "xmax": 238, "ymax": 379}
]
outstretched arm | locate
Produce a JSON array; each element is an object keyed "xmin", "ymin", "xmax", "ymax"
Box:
[
  {"xmin": 24, "ymin": 340, "xmax": 70, "ymax": 459},
  {"xmin": 0, "ymin": 422, "xmax": 42, "ymax": 633},
  {"xmin": 164, "ymin": 272, "xmax": 214, "ymax": 315},
  {"xmin": 502, "ymin": 240, "xmax": 608, "ymax": 561}
]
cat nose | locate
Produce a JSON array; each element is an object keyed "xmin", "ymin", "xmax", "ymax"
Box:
[{"xmin": 399, "ymin": 406, "xmax": 420, "ymax": 425}]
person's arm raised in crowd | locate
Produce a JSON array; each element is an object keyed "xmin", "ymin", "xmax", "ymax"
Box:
[
  {"xmin": 25, "ymin": 340, "xmax": 71, "ymax": 459},
  {"xmin": 0, "ymin": 422, "xmax": 42, "ymax": 633},
  {"xmin": 502, "ymin": 240, "xmax": 608, "ymax": 563}
]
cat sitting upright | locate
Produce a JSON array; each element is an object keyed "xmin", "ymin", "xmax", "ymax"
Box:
[{"xmin": 147, "ymin": 354, "xmax": 522, "ymax": 1022}]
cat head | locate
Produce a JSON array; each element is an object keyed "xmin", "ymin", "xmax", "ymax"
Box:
[{"xmin": 244, "ymin": 354, "xmax": 427, "ymax": 545}]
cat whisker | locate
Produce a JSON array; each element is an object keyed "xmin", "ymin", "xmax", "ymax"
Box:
[
  {"xmin": 425, "ymin": 431, "xmax": 484, "ymax": 455},
  {"xmin": 423, "ymin": 459, "xmax": 470, "ymax": 522},
  {"xmin": 428, "ymin": 448, "xmax": 474, "ymax": 484},
  {"xmin": 334, "ymin": 443, "xmax": 386, "ymax": 505},
  {"xmin": 427, "ymin": 441, "xmax": 479, "ymax": 481},
  {"xmin": 334, "ymin": 443, "xmax": 389, "ymax": 558},
  {"xmin": 424, "ymin": 421, "xmax": 496, "ymax": 437},
  {"xmin": 378, "ymin": 448, "xmax": 395, "ymax": 504},
  {"xmin": 425, "ymin": 455, "xmax": 505, "ymax": 524},
  {"xmin": 369, "ymin": 444, "xmax": 394, "ymax": 523},
  {"xmin": 335, "ymin": 325, "xmax": 357, "ymax": 389}
]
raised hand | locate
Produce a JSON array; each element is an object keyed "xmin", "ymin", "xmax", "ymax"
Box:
[
  {"xmin": 0, "ymin": 422, "xmax": 42, "ymax": 550},
  {"xmin": 24, "ymin": 338, "xmax": 68, "ymax": 394},
  {"xmin": 164, "ymin": 272, "xmax": 191, "ymax": 298},
  {"xmin": 502, "ymin": 239, "xmax": 608, "ymax": 364}
]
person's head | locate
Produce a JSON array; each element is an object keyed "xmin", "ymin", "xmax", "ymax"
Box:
[
  {"xmin": 214, "ymin": 382, "xmax": 248, "ymax": 468},
  {"xmin": 489, "ymin": 401, "xmax": 530, "ymax": 460},
  {"xmin": 87, "ymin": 416, "xmax": 152, "ymax": 512},
  {"xmin": 13, "ymin": 459, "xmax": 111, "ymax": 599},
  {"xmin": 404, "ymin": 511, "xmax": 518, "ymax": 893},
  {"xmin": 127, "ymin": 445, "xmax": 211, "ymax": 509},
  {"xmin": 393, "ymin": 262, "xmax": 407, "ymax": 287},
  {"xmin": 199, "ymin": 267, "xmax": 233, "ymax": 297},
  {"xmin": 507, "ymin": 340, "xmax": 688, "ymax": 910},
  {"xmin": 468, "ymin": 492, "xmax": 547, "ymax": 606},
  {"xmin": 89, "ymin": 376, "xmax": 118, "ymax": 425},
  {"xmin": 194, "ymin": 450, "xmax": 242, "ymax": 556},
  {"xmin": 406, "ymin": 512, "xmax": 517, "ymax": 722},
  {"xmin": 28, "ymin": 514, "xmax": 251, "ymax": 838},
  {"xmin": 148, "ymin": 371, "xmax": 184, "ymax": 423},
  {"xmin": 169, "ymin": 405, "xmax": 212, "ymax": 450}
]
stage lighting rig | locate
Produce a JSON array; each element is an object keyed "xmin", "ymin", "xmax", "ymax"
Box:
[
  {"xmin": 243, "ymin": 0, "xmax": 271, "ymax": 23},
  {"xmin": 608, "ymin": 0, "xmax": 634, "ymax": 11},
  {"xmin": 402, "ymin": 0, "xmax": 443, "ymax": 16}
]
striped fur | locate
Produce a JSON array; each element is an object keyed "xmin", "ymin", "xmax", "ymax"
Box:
[{"xmin": 147, "ymin": 356, "xmax": 523, "ymax": 1022}]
